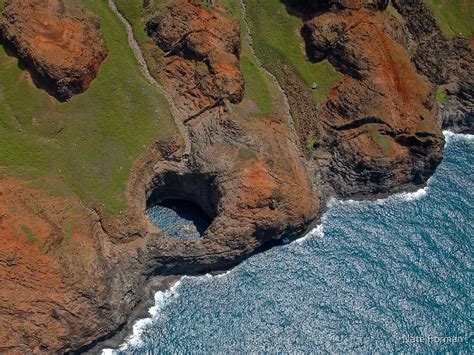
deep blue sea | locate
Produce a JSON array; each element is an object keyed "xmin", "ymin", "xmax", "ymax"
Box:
[{"xmin": 106, "ymin": 132, "xmax": 473, "ymax": 353}]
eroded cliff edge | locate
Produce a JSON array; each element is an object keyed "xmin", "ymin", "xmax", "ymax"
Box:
[
  {"xmin": 0, "ymin": 0, "xmax": 108, "ymax": 100},
  {"xmin": 0, "ymin": 0, "xmax": 472, "ymax": 353}
]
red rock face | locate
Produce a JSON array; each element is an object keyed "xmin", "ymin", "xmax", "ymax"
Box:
[
  {"xmin": 146, "ymin": 0, "xmax": 244, "ymax": 121},
  {"xmin": 0, "ymin": 0, "xmax": 108, "ymax": 100},
  {"xmin": 0, "ymin": 175, "xmax": 110, "ymax": 353},
  {"xmin": 303, "ymin": 6, "xmax": 444, "ymax": 195},
  {"xmin": 0, "ymin": 0, "xmax": 460, "ymax": 352}
]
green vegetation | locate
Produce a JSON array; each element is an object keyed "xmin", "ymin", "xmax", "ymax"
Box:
[
  {"xmin": 306, "ymin": 138, "xmax": 319, "ymax": 156},
  {"xmin": 436, "ymin": 87, "xmax": 448, "ymax": 103},
  {"xmin": 240, "ymin": 56, "xmax": 273, "ymax": 114},
  {"xmin": 221, "ymin": 0, "xmax": 275, "ymax": 115},
  {"xmin": 425, "ymin": 0, "xmax": 474, "ymax": 38},
  {"xmin": 20, "ymin": 224, "xmax": 37, "ymax": 244},
  {"xmin": 370, "ymin": 127, "xmax": 392, "ymax": 154},
  {"xmin": 408, "ymin": 43, "xmax": 417, "ymax": 57},
  {"xmin": 238, "ymin": 146, "xmax": 257, "ymax": 161},
  {"xmin": 116, "ymin": 0, "xmax": 275, "ymax": 115},
  {"xmin": 0, "ymin": 0, "xmax": 176, "ymax": 213},
  {"xmin": 385, "ymin": 2, "xmax": 405, "ymax": 25},
  {"xmin": 58, "ymin": 222, "xmax": 74, "ymax": 251},
  {"xmin": 196, "ymin": 0, "xmax": 214, "ymax": 10},
  {"xmin": 244, "ymin": 0, "xmax": 341, "ymax": 104},
  {"xmin": 114, "ymin": 0, "xmax": 159, "ymax": 47}
]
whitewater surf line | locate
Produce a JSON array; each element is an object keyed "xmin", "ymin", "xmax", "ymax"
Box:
[{"xmin": 104, "ymin": 132, "xmax": 471, "ymax": 353}]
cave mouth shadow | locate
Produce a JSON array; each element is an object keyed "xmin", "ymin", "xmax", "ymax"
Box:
[
  {"xmin": 145, "ymin": 171, "xmax": 220, "ymax": 239},
  {"xmin": 147, "ymin": 198, "xmax": 213, "ymax": 238}
]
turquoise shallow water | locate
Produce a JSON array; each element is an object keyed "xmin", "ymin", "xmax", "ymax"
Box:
[{"xmin": 108, "ymin": 132, "xmax": 473, "ymax": 353}]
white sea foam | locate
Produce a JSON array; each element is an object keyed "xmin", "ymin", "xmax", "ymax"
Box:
[
  {"xmin": 104, "ymin": 131, "xmax": 472, "ymax": 353},
  {"xmin": 102, "ymin": 279, "xmax": 183, "ymax": 354},
  {"xmin": 295, "ymin": 217, "xmax": 326, "ymax": 244},
  {"xmin": 102, "ymin": 270, "xmax": 238, "ymax": 353},
  {"xmin": 214, "ymin": 269, "xmax": 234, "ymax": 279},
  {"xmin": 326, "ymin": 179, "xmax": 430, "ymax": 209},
  {"xmin": 382, "ymin": 131, "xmax": 474, "ymax": 204},
  {"xmin": 326, "ymin": 131, "xmax": 473, "ymax": 209},
  {"xmin": 380, "ymin": 185, "xmax": 429, "ymax": 204},
  {"xmin": 443, "ymin": 130, "xmax": 474, "ymax": 143}
]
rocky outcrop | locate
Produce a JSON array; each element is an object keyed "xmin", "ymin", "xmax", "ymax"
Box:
[
  {"xmin": 0, "ymin": 176, "xmax": 113, "ymax": 353},
  {"xmin": 0, "ymin": 0, "xmax": 469, "ymax": 353},
  {"xmin": 391, "ymin": 0, "xmax": 473, "ymax": 134},
  {"xmin": 298, "ymin": 1, "xmax": 444, "ymax": 197},
  {"xmin": 1, "ymin": 1, "xmax": 317, "ymax": 352},
  {"xmin": 288, "ymin": 0, "xmax": 388, "ymax": 12},
  {"xmin": 146, "ymin": 0, "xmax": 244, "ymax": 122},
  {"xmin": 0, "ymin": 0, "xmax": 108, "ymax": 101}
]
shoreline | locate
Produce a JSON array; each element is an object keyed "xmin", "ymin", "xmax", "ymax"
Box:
[
  {"xmin": 85, "ymin": 275, "xmax": 180, "ymax": 354},
  {"xmin": 86, "ymin": 183, "xmax": 438, "ymax": 354},
  {"xmin": 87, "ymin": 131, "xmax": 471, "ymax": 354},
  {"xmin": 87, "ymin": 269, "xmax": 246, "ymax": 354}
]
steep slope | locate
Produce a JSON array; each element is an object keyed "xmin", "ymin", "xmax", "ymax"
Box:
[
  {"xmin": 0, "ymin": 0, "xmax": 108, "ymax": 100},
  {"xmin": 302, "ymin": 1, "xmax": 444, "ymax": 196},
  {"xmin": 0, "ymin": 0, "xmax": 471, "ymax": 353},
  {"xmin": 392, "ymin": 0, "xmax": 473, "ymax": 133}
]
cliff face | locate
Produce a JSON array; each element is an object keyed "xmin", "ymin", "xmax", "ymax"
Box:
[
  {"xmin": 146, "ymin": 0, "xmax": 244, "ymax": 119},
  {"xmin": 392, "ymin": 0, "xmax": 473, "ymax": 133},
  {"xmin": 0, "ymin": 0, "xmax": 472, "ymax": 353},
  {"xmin": 302, "ymin": 0, "xmax": 444, "ymax": 196},
  {"xmin": 0, "ymin": 175, "xmax": 113, "ymax": 353},
  {"xmin": 0, "ymin": 0, "xmax": 108, "ymax": 100}
]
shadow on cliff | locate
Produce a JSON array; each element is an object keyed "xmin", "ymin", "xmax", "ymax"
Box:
[
  {"xmin": 279, "ymin": 0, "xmax": 330, "ymax": 20},
  {"xmin": 0, "ymin": 38, "xmax": 68, "ymax": 102},
  {"xmin": 277, "ymin": 0, "xmax": 331, "ymax": 64}
]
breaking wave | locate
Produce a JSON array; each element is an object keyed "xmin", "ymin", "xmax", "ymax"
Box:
[{"xmin": 105, "ymin": 132, "xmax": 473, "ymax": 353}]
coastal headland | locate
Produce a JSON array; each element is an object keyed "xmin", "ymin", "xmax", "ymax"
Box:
[{"xmin": 0, "ymin": 0, "xmax": 472, "ymax": 352}]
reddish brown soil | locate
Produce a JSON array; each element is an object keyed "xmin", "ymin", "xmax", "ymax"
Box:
[
  {"xmin": 304, "ymin": 5, "xmax": 444, "ymax": 194},
  {"xmin": 147, "ymin": 0, "xmax": 244, "ymax": 121},
  {"xmin": 0, "ymin": 175, "xmax": 106, "ymax": 353},
  {"xmin": 0, "ymin": 0, "xmax": 108, "ymax": 100},
  {"xmin": 0, "ymin": 0, "xmax": 464, "ymax": 353}
]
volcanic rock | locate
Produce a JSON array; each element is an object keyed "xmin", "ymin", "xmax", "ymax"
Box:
[
  {"xmin": 392, "ymin": 0, "xmax": 473, "ymax": 133},
  {"xmin": 0, "ymin": 0, "xmax": 108, "ymax": 101},
  {"xmin": 146, "ymin": 0, "xmax": 244, "ymax": 121},
  {"xmin": 0, "ymin": 0, "xmax": 468, "ymax": 353},
  {"xmin": 303, "ymin": 5, "xmax": 444, "ymax": 196}
]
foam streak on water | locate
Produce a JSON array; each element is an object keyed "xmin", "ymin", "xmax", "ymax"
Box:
[{"xmin": 106, "ymin": 132, "xmax": 473, "ymax": 354}]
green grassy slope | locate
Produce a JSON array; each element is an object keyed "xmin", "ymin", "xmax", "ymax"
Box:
[
  {"xmin": 0, "ymin": 0, "xmax": 176, "ymax": 213},
  {"xmin": 115, "ymin": 0, "xmax": 160, "ymax": 47},
  {"xmin": 425, "ymin": 0, "xmax": 474, "ymax": 38},
  {"xmin": 244, "ymin": 0, "xmax": 341, "ymax": 104},
  {"xmin": 116, "ymin": 0, "xmax": 275, "ymax": 115},
  {"xmin": 221, "ymin": 0, "xmax": 274, "ymax": 114}
]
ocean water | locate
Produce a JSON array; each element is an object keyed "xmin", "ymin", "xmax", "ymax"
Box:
[
  {"xmin": 107, "ymin": 132, "xmax": 473, "ymax": 353},
  {"xmin": 147, "ymin": 199, "xmax": 212, "ymax": 240}
]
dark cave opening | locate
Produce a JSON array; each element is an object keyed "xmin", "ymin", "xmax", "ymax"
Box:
[
  {"xmin": 145, "ymin": 172, "xmax": 219, "ymax": 239},
  {"xmin": 147, "ymin": 199, "xmax": 213, "ymax": 240}
]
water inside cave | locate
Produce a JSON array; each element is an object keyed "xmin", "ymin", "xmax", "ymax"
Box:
[{"xmin": 147, "ymin": 199, "xmax": 212, "ymax": 240}]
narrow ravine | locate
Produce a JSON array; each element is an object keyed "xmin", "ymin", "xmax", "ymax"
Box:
[
  {"xmin": 239, "ymin": 0, "xmax": 301, "ymax": 152},
  {"xmin": 108, "ymin": 0, "xmax": 191, "ymax": 158}
]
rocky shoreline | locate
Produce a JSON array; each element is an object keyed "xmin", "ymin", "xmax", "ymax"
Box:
[{"xmin": 0, "ymin": 0, "xmax": 472, "ymax": 353}]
